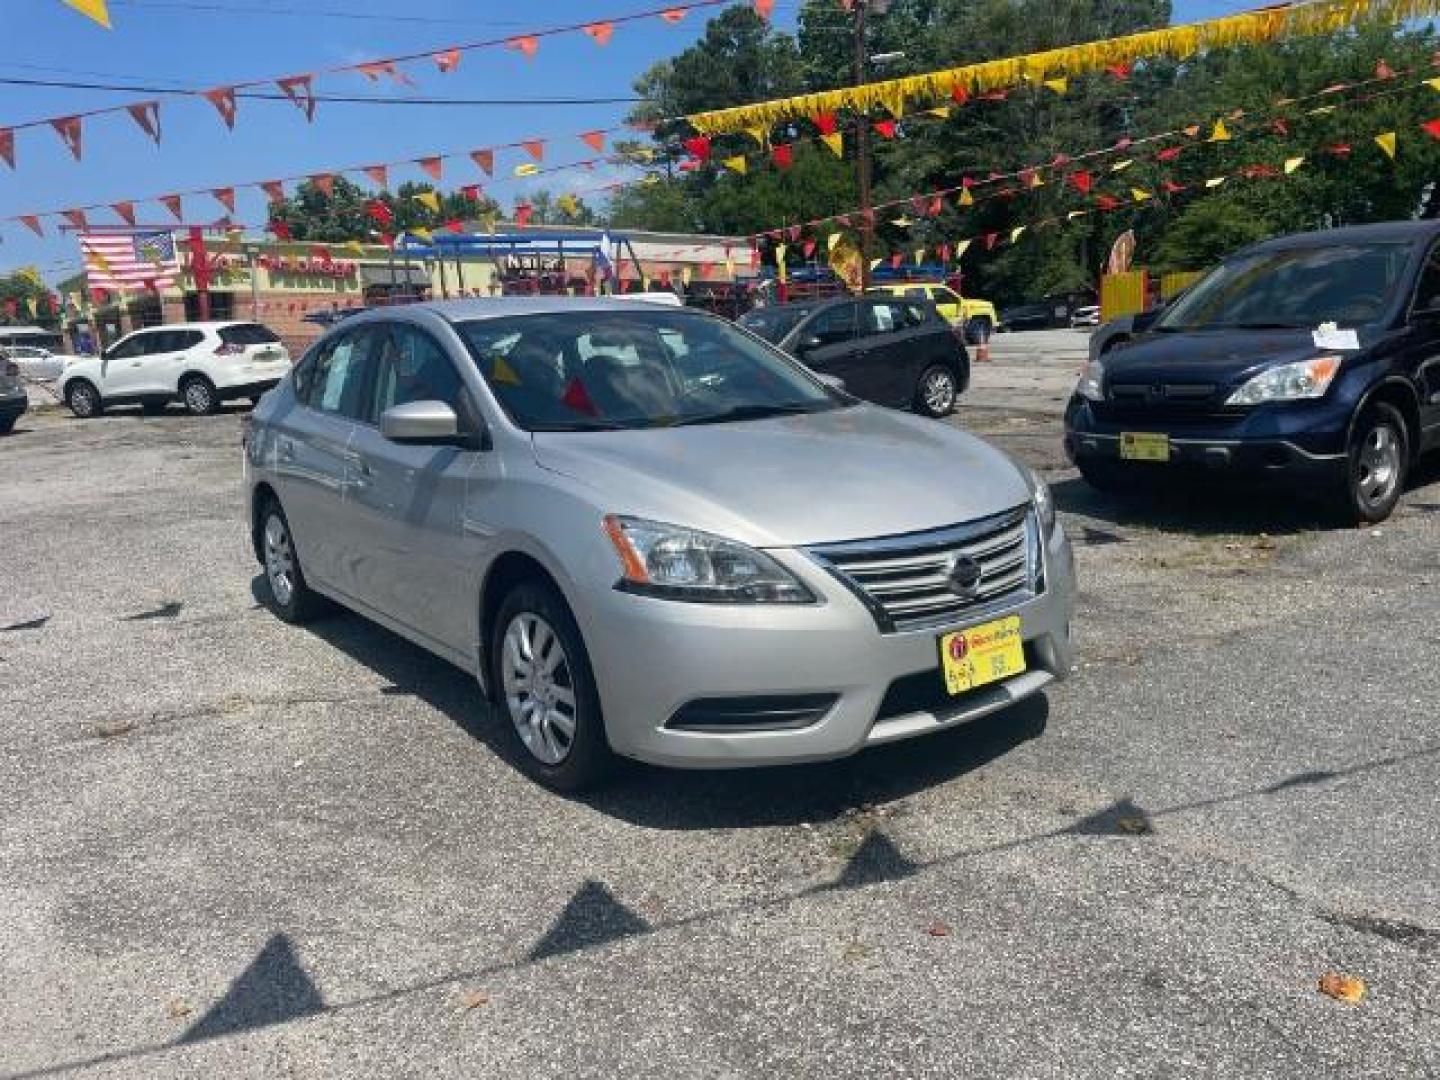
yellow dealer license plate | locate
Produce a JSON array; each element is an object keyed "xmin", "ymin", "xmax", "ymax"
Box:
[
  {"xmin": 1120, "ymin": 432, "xmax": 1170, "ymax": 462},
  {"xmin": 939, "ymin": 616, "xmax": 1025, "ymax": 696}
]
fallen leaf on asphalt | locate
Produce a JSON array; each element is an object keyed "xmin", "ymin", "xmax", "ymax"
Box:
[
  {"xmin": 841, "ymin": 940, "xmax": 871, "ymax": 962},
  {"xmin": 926, "ymin": 922, "xmax": 952, "ymax": 937},
  {"xmin": 1318, "ymin": 972, "xmax": 1366, "ymax": 1003},
  {"xmin": 459, "ymin": 989, "xmax": 491, "ymax": 1010},
  {"xmin": 1116, "ymin": 817, "xmax": 1152, "ymax": 835},
  {"xmin": 165, "ymin": 998, "xmax": 192, "ymax": 1018},
  {"xmin": 96, "ymin": 717, "xmax": 136, "ymax": 738}
]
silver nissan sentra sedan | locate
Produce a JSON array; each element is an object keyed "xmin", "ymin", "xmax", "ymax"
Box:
[{"xmin": 244, "ymin": 298, "xmax": 1075, "ymax": 790}]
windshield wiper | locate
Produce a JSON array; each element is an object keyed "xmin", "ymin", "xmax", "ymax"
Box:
[
  {"xmin": 669, "ymin": 403, "xmax": 825, "ymax": 427},
  {"xmin": 1219, "ymin": 321, "xmax": 1309, "ymax": 330}
]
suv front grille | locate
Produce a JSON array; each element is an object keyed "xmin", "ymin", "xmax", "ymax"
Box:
[{"xmin": 806, "ymin": 506, "xmax": 1038, "ymax": 633}]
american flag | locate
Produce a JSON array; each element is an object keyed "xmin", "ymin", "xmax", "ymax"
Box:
[{"xmin": 79, "ymin": 230, "xmax": 180, "ymax": 291}]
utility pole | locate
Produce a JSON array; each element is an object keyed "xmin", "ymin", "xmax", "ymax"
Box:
[{"xmin": 852, "ymin": 0, "xmax": 873, "ymax": 290}]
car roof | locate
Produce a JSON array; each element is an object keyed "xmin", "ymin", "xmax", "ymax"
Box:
[
  {"xmin": 1247, "ymin": 219, "xmax": 1440, "ymax": 253},
  {"xmin": 126, "ymin": 321, "xmax": 256, "ymax": 332},
  {"xmin": 387, "ymin": 297, "xmax": 702, "ymax": 323}
]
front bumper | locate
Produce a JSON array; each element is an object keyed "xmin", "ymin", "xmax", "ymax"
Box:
[{"xmin": 579, "ymin": 523, "xmax": 1075, "ymax": 768}]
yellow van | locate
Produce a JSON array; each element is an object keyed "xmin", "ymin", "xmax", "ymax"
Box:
[{"xmin": 866, "ymin": 283, "xmax": 998, "ymax": 342}]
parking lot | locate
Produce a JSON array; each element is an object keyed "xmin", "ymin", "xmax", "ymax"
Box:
[{"xmin": 2, "ymin": 350, "xmax": 1438, "ymax": 1078}]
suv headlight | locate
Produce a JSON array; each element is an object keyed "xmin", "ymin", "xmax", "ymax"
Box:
[
  {"xmin": 603, "ymin": 516, "xmax": 815, "ymax": 603},
  {"xmin": 1225, "ymin": 356, "xmax": 1340, "ymax": 406},
  {"xmin": 1025, "ymin": 468, "xmax": 1057, "ymax": 536},
  {"xmin": 1075, "ymin": 361, "xmax": 1106, "ymax": 402}
]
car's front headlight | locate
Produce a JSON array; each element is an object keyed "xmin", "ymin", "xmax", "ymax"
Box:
[
  {"xmin": 603, "ymin": 516, "xmax": 815, "ymax": 603},
  {"xmin": 1075, "ymin": 360, "xmax": 1106, "ymax": 402},
  {"xmin": 1225, "ymin": 355, "xmax": 1340, "ymax": 406},
  {"xmin": 1025, "ymin": 468, "xmax": 1057, "ymax": 537}
]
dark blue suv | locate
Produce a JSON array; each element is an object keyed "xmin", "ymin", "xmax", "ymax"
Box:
[{"xmin": 1065, "ymin": 221, "xmax": 1440, "ymax": 522}]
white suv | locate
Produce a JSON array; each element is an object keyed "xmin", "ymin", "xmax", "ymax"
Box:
[{"xmin": 58, "ymin": 321, "xmax": 291, "ymax": 418}]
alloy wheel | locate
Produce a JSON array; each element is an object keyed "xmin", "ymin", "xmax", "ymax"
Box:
[
  {"xmin": 184, "ymin": 380, "xmax": 215, "ymax": 414},
  {"xmin": 923, "ymin": 369, "xmax": 957, "ymax": 414},
  {"xmin": 1356, "ymin": 422, "xmax": 1401, "ymax": 511},
  {"xmin": 263, "ymin": 513, "xmax": 295, "ymax": 608},
  {"xmin": 70, "ymin": 384, "xmax": 97, "ymax": 417},
  {"xmin": 500, "ymin": 612, "xmax": 578, "ymax": 766}
]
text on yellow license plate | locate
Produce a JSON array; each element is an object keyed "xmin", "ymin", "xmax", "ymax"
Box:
[
  {"xmin": 1120, "ymin": 432, "xmax": 1170, "ymax": 462},
  {"xmin": 939, "ymin": 616, "xmax": 1026, "ymax": 696}
]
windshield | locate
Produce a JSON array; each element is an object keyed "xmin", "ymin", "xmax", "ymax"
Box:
[
  {"xmin": 455, "ymin": 309, "xmax": 842, "ymax": 432},
  {"xmin": 737, "ymin": 306, "xmax": 812, "ymax": 344},
  {"xmin": 1156, "ymin": 242, "xmax": 1411, "ymax": 331}
]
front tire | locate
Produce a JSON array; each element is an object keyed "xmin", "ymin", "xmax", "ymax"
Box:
[
  {"xmin": 66, "ymin": 379, "xmax": 102, "ymax": 419},
  {"xmin": 489, "ymin": 580, "xmax": 612, "ymax": 792},
  {"xmin": 180, "ymin": 375, "xmax": 218, "ymax": 416},
  {"xmin": 259, "ymin": 499, "xmax": 324, "ymax": 624},
  {"xmin": 1336, "ymin": 402, "xmax": 1408, "ymax": 524},
  {"xmin": 915, "ymin": 364, "xmax": 959, "ymax": 417}
]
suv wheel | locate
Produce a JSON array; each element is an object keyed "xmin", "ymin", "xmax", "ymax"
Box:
[
  {"xmin": 916, "ymin": 365, "xmax": 958, "ymax": 417},
  {"xmin": 490, "ymin": 580, "xmax": 612, "ymax": 791},
  {"xmin": 1337, "ymin": 401, "xmax": 1407, "ymax": 524},
  {"xmin": 259, "ymin": 500, "xmax": 324, "ymax": 623},
  {"xmin": 66, "ymin": 380, "xmax": 102, "ymax": 419},
  {"xmin": 181, "ymin": 376, "xmax": 218, "ymax": 416}
]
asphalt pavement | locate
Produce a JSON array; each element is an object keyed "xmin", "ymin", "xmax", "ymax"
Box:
[{"xmin": 1, "ymin": 367, "xmax": 1437, "ymax": 1078}]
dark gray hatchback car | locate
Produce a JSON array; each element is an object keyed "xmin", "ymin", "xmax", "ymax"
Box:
[{"xmin": 0, "ymin": 352, "xmax": 28, "ymax": 434}]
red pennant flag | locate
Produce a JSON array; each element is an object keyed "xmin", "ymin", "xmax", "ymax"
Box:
[
  {"xmin": 1154, "ymin": 145, "xmax": 1184, "ymax": 162},
  {"xmin": 212, "ymin": 187, "xmax": 235, "ymax": 212},
  {"xmin": 1241, "ymin": 164, "xmax": 1280, "ymax": 179},
  {"xmin": 659, "ymin": 7, "xmax": 687, "ymax": 22},
  {"xmin": 753, "ymin": 0, "xmax": 775, "ymax": 18},
  {"xmin": 951, "ymin": 85, "xmax": 970, "ymax": 105},
  {"xmin": 90, "ymin": 287, "xmax": 108, "ymax": 304},
  {"xmin": 1328, "ymin": 143, "xmax": 1353, "ymax": 157},
  {"xmin": 911, "ymin": 195, "xmax": 928, "ymax": 215},
  {"xmin": 1271, "ymin": 118, "xmax": 1289, "ymax": 137},
  {"xmin": 0, "ymin": 128, "xmax": 13, "ymax": 169},
  {"xmin": 51, "ymin": 116, "xmax": 83, "ymax": 160},
  {"xmin": 583, "ymin": 21, "xmax": 614, "ymax": 45},
  {"xmin": 1105, "ymin": 62, "xmax": 1132, "ymax": 80},
  {"xmin": 126, "ymin": 101, "xmax": 161, "ymax": 144},
  {"xmin": 365, "ymin": 200, "xmax": 394, "ymax": 226},
  {"xmin": 814, "ymin": 112, "xmax": 838, "ymax": 136},
  {"xmin": 1422, "ymin": 118, "xmax": 1440, "ymax": 139},
  {"xmin": 111, "ymin": 201, "xmax": 136, "ymax": 225},
  {"xmin": 678, "ymin": 159, "xmax": 700, "ymax": 172},
  {"xmin": 434, "ymin": 49, "xmax": 461, "ymax": 73},
  {"xmin": 460, "ymin": 184, "xmax": 482, "ymax": 201},
  {"xmin": 873, "ymin": 119, "xmax": 898, "ymax": 139},
  {"xmin": 521, "ymin": 140, "xmax": 545, "ymax": 162},
  {"xmin": 363, "ymin": 164, "xmax": 388, "ymax": 188},
  {"xmin": 20, "ymin": 215, "xmax": 43, "ymax": 236},
  {"xmin": 514, "ymin": 202, "xmax": 533, "ymax": 227},
  {"xmin": 1051, "ymin": 152, "xmax": 1072, "ymax": 166},
  {"xmin": 580, "ymin": 131, "xmax": 607, "ymax": 153},
  {"xmin": 1115, "ymin": 137, "xmax": 1134, "ymax": 150},
  {"xmin": 418, "ymin": 156, "xmax": 443, "ymax": 181},
  {"xmin": 161, "ymin": 195, "xmax": 183, "ymax": 220},
  {"xmin": 62, "ymin": 208, "xmax": 88, "ymax": 229},
  {"xmin": 1018, "ymin": 167, "xmax": 1038, "ymax": 188},
  {"xmin": 1375, "ymin": 59, "xmax": 1396, "ymax": 80},
  {"xmin": 356, "ymin": 60, "xmax": 413, "ymax": 85},
  {"xmin": 311, "ymin": 173, "xmax": 335, "ymax": 198},
  {"xmin": 508, "ymin": 35, "xmax": 539, "ymax": 59},
  {"xmin": 683, "ymin": 135, "xmax": 712, "ymax": 160},
  {"xmin": 277, "ymin": 75, "xmax": 316, "ymax": 121},
  {"xmin": 1162, "ymin": 180, "xmax": 1187, "ymax": 194},
  {"xmin": 772, "ymin": 144, "xmax": 793, "ymax": 169},
  {"xmin": 444, "ymin": 219, "xmax": 464, "ymax": 233},
  {"xmin": 787, "ymin": 225, "xmax": 801, "ymax": 242},
  {"xmin": 203, "ymin": 86, "xmax": 238, "ymax": 129},
  {"xmin": 801, "ymin": 239, "xmax": 815, "ymax": 259},
  {"xmin": 929, "ymin": 196, "xmax": 945, "ymax": 216},
  {"xmin": 470, "ymin": 149, "xmax": 495, "ymax": 176},
  {"xmin": 260, "ymin": 180, "xmax": 285, "ymax": 204},
  {"xmin": 1095, "ymin": 194, "xmax": 1121, "ymax": 210},
  {"xmin": 979, "ymin": 89, "xmax": 1008, "ymax": 101},
  {"xmin": 1, "ymin": 299, "xmax": 14, "ymax": 319},
  {"xmin": 1069, "ymin": 170, "xmax": 1093, "ymax": 194},
  {"xmin": 940, "ymin": 243, "xmax": 952, "ymax": 263},
  {"xmin": 983, "ymin": 232, "xmax": 999, "ymax": 250},
  {"xmin": 269, "ymin": 220, "xmax": 292, "ymax": 240},
  {"xmin": 561, "ymin": 377, "xmax": 598, "ymax": 416},
  {"xmin": 889, "ymin": 253, "xmax": 903, "ymax": 270}
]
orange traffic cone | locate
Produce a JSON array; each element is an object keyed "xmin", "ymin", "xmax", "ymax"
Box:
[{"xmin": 975, "ymin": 339, "xmax": 991, "ymax": 363}]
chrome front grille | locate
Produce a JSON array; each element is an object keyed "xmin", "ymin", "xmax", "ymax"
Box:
[{"xmin": 806, "ymin": 506, "xmax": 1038, "ymax": 633}]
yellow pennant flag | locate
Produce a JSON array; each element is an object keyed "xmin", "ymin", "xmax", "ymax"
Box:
[
  {"xmin": 891, "ymin": 215, "xmax": 914, "ymax": 228},
  {"xmin": 1043, "ymin": 77, "xmax": 1068, "ymax": 94},
  {"xmin": 490, "ymin": 355, "xmax": 522, "ymax": 386},
  {"xmin": 1027, "ymin": 171, "xmax": 1044, "ymax": 188},
  {"xmin": 63, "ymin": 0, "xmax": 111, "ymax": 27},
  {"xmin": 1067, "ymin": 209, "xmax": 1088, "ymax": 221},
  {"xmin": 641, "ymin": 276, "xmax": 651, "ymax": 291},
  {"xmin": 1375, "ymin": 131, "xmax": 1397, "ymax": 160},
  {"xmin": 410, "ymin": 227, "xmax": 434, "ymax": 242},
  {"xmin": 774, "ymin": 244, "xmax": 787, "ymax": 284},
  {"xmin": 1283, "ymin": 156, "xmax": 1305, "ymax": 174},
  {"xmin": 514, "ymin": 163, "xmax": 539, "ymax": 177},
  {"xmin": 958, "ymin": 187, "xmax": 974, "ymax": 206},
  {"xmin": 746, "ymin": 125, "xmax": 769, "ymax": 147},
  {"xmin": 1428, "ymin": 77, "xmax": 1440, "ymax": 91},
  {"xmin": 1010, "ymin": 225, "xmax": 1026, "ymax": 243},
  {"xmin": 25, "ymin": 297, "xmax": 38, "ymax": 318},
  {"xmin": 913, "ymin": 248, "xmax": 926, "ymax": 266},
  {"xmin": 1110, "ymin": 158, "xmax": 1134, "ymax": 172},
  {"xmin": 869, "ymin": 258, "xmax": 883, "ymax": 271},
  {"xmin": 827, "ymin": 231, "xmax": 842, "ymax": 251},
  {"xmin": 1205, "ymin": 176, "xmax": 1226, "ymax": 188},
  {"xmin": 681, "ymin": 266, "xmax": 692, "ymax": 286},
  {"xmin": 1131, "ymin": 187, "xmax": 1152, "ymax": 202},
  {"xmin": 821, "ymin": 132, "xmax": 844, "ymax": 157},
  {"xmin": 1209, "ymin": 118, "xmax": 1231, "ymax": 142},
  {"xmin": 413, "ymin": 191, "xmax": 441, "ymax": 212},
  {"xmin": 725, "ymin": 257, "xmax": 735, "ymax": 277},
  {"xmin": 1308, "ymin": 104, "xmax": 1336, "ymax": 115},
  {"xmin": 557, "ymin": 193, "xmax": 579, "ymax": 216},
  {"xmin": 343, "ymin": 240, "xmax": 365, "ymax": 255},
  {"xmin": 926, "ymin": 106, "xmax": 951, "ymax": 119},
  {"xmin": 953, "ymin": 239, "xmax": 971, "ymax": 257},
  {"xmin": 722, "ymin": 155, "xmax": 748, "ymax": 174},
  {"xmin": 881, "ymin": 87, "xmax": 906, "ymax": 119}
]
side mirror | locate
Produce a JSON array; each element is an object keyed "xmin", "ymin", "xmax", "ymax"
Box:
[
  {"xmin": 380, "ymin": 400, "xmax": 461, "ymax": 445},
  {"xmin": 796, "ymin": 333, "xmax": 824, "ymax": 353}
]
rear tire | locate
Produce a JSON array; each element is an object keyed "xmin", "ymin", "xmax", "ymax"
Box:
[
  {"xmin": 489, "ymin": 580, "xmax": 613, "ymax": 792},
  {"xmin": 1077, "ymin": 457, "xmax": 1129, "ymax": 493},
  {"xmin": 258, "ymin": 499, "xmax": 325, "ymax": 624},
  {"xmin": 915, "ymin": 365, "xmax": 959, "ymax": 418},
  {"xmin": 65, "ymin": 379, "xmax": 102, "ymax": 419},
  {"xmin": 180, "ymin": 375, "xmax": 218, "ymax": 416},
  {"xmin": 0, "ymin": 416, "xmax": 15, "ymax": 435},
  {"xmin": 1334, "ymin": 401, "xmax": 1407, "ymax": 524}
]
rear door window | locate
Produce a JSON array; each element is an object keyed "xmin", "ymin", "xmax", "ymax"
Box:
[
  {"xmin": 109, "ymin": 333, "xmax": 157, "ymax": 359},
  {"xmin": 806, "ymin": 303, "xmax": 858, "ymax": 345},
  {"xmin": 220, "ymin": 323, "xmax": 282, "ymax": 346},
  {"xmin": 862, "ymin": 301, "xmax": 907, "ymax": 335},
  {"xmin": 304, "ymin": 329, "xmax": 374, "ymax": 420}
]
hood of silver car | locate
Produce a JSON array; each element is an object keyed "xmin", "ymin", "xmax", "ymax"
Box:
[{"xmin": 530, "ymin": 404, "xmax": 1031, "ymax": 547}]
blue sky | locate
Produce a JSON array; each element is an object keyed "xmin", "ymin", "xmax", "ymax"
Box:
[{"xmin": 8, "ymin": 0, "xmax": 1234, "ymax": 285}]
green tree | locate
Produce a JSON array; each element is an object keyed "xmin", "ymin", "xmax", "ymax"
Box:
[
  {"xmin": 0, "ymin": 267, "xmax": 57, "ymax": 326},
  {"xmin": 268, "ymin": 177, "xmax": 501, "ymax": 242}
]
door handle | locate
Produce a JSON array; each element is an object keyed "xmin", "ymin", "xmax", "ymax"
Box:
[{"xmin": 278, "ymin": 439, "xmax": 295, "ymax": 462}]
